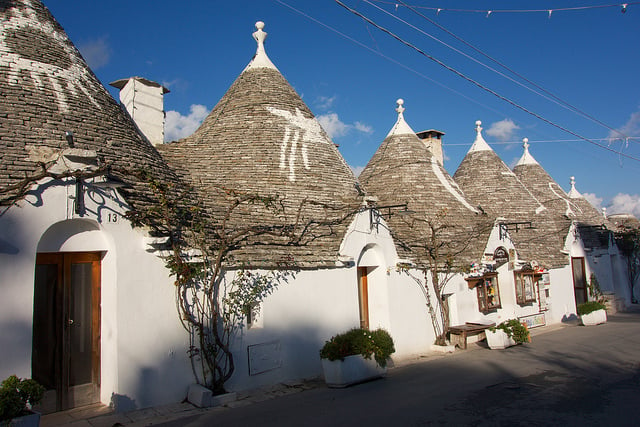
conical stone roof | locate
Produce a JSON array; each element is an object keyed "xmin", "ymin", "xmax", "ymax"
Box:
[
  {"xmin": 0, "ymin": 0, "xmax": 180, "ymax": 214},
  {"xmin": 157, "ymin": 22, "xmax": 361, "ymax": 268},
  {"xmin": 359, "ymin": 100, "xmax": 492, "ymax": 269},
  {"xmin": 513, "ymin": 139, "xmax": 582, "ymax": 267},
  {"xmin": 453, "ymin": 122, "xmax": 561, "ymax": 268}
]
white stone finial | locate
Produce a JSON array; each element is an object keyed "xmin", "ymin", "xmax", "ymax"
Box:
[
  {"xmin": 386, "ymin": 98, "xmax": 415, "ymax": 137},
  {"xmin": 514, "ymin": 136, "xmax": 538, "ymax": 166},
  {"xmin": 244, "ymin": 21, "xmax": 278, "ymax": 71},
  {"xmin": 602, "ymin": 207, "xmax": 607, "ymax": 218},
  {"xmin": 469, "ymin": 120, "xmax": 491, "ymax": 153},
  {"xmin": 253, "ymin": 21, "xmax": 267, "ymax": 46},
  {"xmin": 568, "ymin": 176, "xmax": 582, "ymax": 198}
]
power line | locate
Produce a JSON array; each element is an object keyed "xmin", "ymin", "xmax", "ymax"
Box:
[
  {"xmin": 335, "ymin": 0, "xmax": 640, "ymax": 163},
  {"xmin": 372, "ymin": 0, "xmax": 638, "ymax": 144},
  {"xmin": 274, "ymin": 0, "xmax": 508, "ymax": 118},
  {"xmin": 444, "ymin": 137, "xmax": 640, "ymax": 146},
  {"xmin": 369, "ymin": 1, "xmax": 638, "ymax": 15}
]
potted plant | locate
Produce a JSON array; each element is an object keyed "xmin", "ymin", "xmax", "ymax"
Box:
[
  {"xmin": 486, "ymin": 319, "xmax": 530, "ymax": 349},
  {"xmin": 319, "ymin": 328, "xmax": 395, "ymax": 388},
  {"xmin": 0, "ymin": 375, "xmax": 45, "ymax": 427},
  {"xmin": 577, "ymin": 301, "xmax": 607, "ymax": 326}
]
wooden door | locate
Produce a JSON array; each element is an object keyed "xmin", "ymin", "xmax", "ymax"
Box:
[
  {"xmin": 33, "ymin": 252, "xmax": 101, "ymax": 412},
  {"xmin": 571, "ymin": 257, "xmax": 588, "ymax": 305},
  {"xmin": 357, "ymin": 267, "xmax": 369, "ymax": 329}
]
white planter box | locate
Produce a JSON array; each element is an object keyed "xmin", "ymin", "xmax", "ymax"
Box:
[
  {"xmin": 321, "ymin": 355, "xmax": 387, "ymax": 388},
  {"xmin": 581, "ymin": 309, "xmax": 607, "ymax": 326},
  {"xmin": 485, "ymin": 329, "xmax": 516, "ymax": 350}
]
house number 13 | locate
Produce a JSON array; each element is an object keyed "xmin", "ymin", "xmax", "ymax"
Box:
[{"xmin": 107, "ymin": 213, "xmax": 119, "ymax": 223}]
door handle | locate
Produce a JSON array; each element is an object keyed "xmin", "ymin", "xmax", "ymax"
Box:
[{"xmin": 68, "ymin": 319, "xmax": 74, "ymax": 326}]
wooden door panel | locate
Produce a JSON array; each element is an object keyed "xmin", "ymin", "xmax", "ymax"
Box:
[{"xmin": 33, "ymin": 252, "xmax": 101, "ymax": 412}]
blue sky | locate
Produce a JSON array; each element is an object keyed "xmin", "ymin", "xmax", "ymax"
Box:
[{"xmin": 45, "ymin": 1, "xmax": 640, "ymax": 216}]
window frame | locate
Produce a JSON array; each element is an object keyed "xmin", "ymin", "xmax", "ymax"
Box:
[
  {"xmin": 514, "ymin": 270, "xmax": 540, "ymax": 305},
  {"xmin": 467, "ymin": 273, "xmax": 501, "ymax": 314}
]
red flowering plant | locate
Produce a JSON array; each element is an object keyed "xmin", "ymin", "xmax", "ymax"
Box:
[{"xmin": 319, "ymin": 328, "xmax": 395, "ymax": 367}]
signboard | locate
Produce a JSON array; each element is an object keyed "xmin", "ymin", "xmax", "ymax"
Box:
[
  {"xmin": 494, "ymin": 246, "xmax": 509, "ymax": 267},
  {"xmin": 519, "ymin": 313, "xmax": 546, "ymax": 329}
]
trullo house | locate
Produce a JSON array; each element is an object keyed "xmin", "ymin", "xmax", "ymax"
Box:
[{"xmin": 0, "ymin": 1, "xmax": 448, "ymax": 413}]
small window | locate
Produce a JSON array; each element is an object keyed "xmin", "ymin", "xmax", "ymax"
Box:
[
  {"xmin": 468, "ymin": 273, "xmax": 501, "ymax": 314},
  {"xmin": 514, "ymin": 271, "xmax": 539, "ymax": 305},
  {"xmin": 245, "ymin": 303, "xmax": 263, "ymax": 329}
]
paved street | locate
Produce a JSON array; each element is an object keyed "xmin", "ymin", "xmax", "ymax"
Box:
[{"xmin": 159, "ymin": 312, "xmax": 640, "ymax": 427}]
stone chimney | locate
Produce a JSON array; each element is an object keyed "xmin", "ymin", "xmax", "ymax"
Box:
[
  {"xmin": 416, "ymin": 129, "xmax": 445, "ymax": 166},
  {"xmin": 110, "ymin": 77, "xmax": 169, "ymax": 146}
]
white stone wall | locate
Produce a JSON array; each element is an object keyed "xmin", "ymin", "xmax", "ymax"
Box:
[{"xmin": 0, "ymin": 178, "xmax": 192, "ymax": 410}]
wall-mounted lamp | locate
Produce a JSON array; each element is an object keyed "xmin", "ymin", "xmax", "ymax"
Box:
[
  {"xmin": 74, "ymin": 178, "xmax": 85, "ymax": 215},
  {"xmin": 65, "ymin": 130, "xmax": 74, "ymax": 147},
  {"xmin": 73, "ymin": 174, "xmax": 131, "ymax": 216},
  {"xmin": 91, "ymin": 174, "xmax": 131, "ymax": 190},
  {"xmin": 498, "ymin": 221, "xmax": 533, "ymax": 240},
  {"xmin": 369, "ymin": 203, "xmax": 414, "ymax": 231}
]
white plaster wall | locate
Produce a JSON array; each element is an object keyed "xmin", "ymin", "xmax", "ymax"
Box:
[
  {"xmin": 385, "ymin": 269, "xmax": 437, "ymax": 356},
  {"xmin": 546, "ymin": 265, "xmax": 576, "ymax": 323},
  {"xmin": 0, "ymin": 178, "xmax": 192, "ymax": 410},
  {"xmin": 222, "ymin": 212, "xmax": 438, "ymax": 391},
  {"xmin": 225, "ymin": 267, "xmax": 360, "ymax": 392}
]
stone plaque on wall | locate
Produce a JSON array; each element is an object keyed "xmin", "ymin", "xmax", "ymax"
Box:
[{"xmin": 248, "ymin": 341, "xmax": 282, "ymax": 376}]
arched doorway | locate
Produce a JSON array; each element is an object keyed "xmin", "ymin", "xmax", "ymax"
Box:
[{"xmin": 33, "ymin": 219, "xmax": 107, "ymax": 412}]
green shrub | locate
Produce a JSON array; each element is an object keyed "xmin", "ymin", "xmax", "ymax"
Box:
[
  {"xmin": 490, "ymin": 319, "xmax": 531, "ymax": 344},
  {"xmin": 577, "ymin": 301, "xmax": 606, "ymax": 316},
  {"xmin": 319, "ymin": 328, "xmax": 395, "ymax": 367},
  {"xmin": 0, "ymin": 375, "xmax": 45, "ymax": 421}
]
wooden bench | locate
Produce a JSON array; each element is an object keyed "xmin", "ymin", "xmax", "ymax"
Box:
[{"xmin": 448, "ymin": 322, "xmax": 495, "ymax": 349}]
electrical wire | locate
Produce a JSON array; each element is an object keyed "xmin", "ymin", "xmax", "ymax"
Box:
[
  {"xmin": 335, "ymin": 0, "xmax": 640, "ymax": 163},
  {"xmin": 374, "ymin": 0, "xmax": 638, "ymax": 144},
  {"xmin": 443, "ymin": 138, "xmax": 640, "ymax": 146},
  {"xmin": 274, "ymin": 0, "xmax": 508, "ymax": 118},
  {"xmin": 369, "ymin": 1, "xmax": 639, "ymax": 15}
]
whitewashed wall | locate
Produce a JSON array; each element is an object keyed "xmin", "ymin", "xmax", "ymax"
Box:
[
  {"xmin": 222, "ymin": 211, "xmax": 438, "ymax": 391},
  {"xmin": 0, "ymin": 178, "xmax": 192, "ymax": 411}
]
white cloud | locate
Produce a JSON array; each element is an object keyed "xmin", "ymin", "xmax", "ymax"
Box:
[
  {"xmin": 354, "ymin": 121, "xmax": 374, "ymax": 134},
  {"xmin": 77, "ymin": 37, "xmax": 111, "ymax": 70},
  {"xmin": 164, "ymin": 104, "xmax": 209, "ymax": 142},
  {"xmin": 583, "ymin": 192, "xmax": 603, "ymax": 210},
  {"xmin": 608, "ymin": 109, "xmax": 640, "ymax": 141},
  {"xmin": 607, "ymin": 193, "xmax": 640, "ymax": 217},
  {"xmin": 315, "ymin": 95, "xmax": 336, "ymax": 110},
  {"xmin": 486, "ymin": 119, "xmax": 519, "ymax": 141},
  {"xmin": 350, "ymin": 165, "xmax": 364, "ymax": 177},
  {"xmin": 317, "ymin": 113, "xmax": 349, "ymax": 138},
  {"xmin": 317, "ymin": 113, "xmax": 373, "ymax": 139}
]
